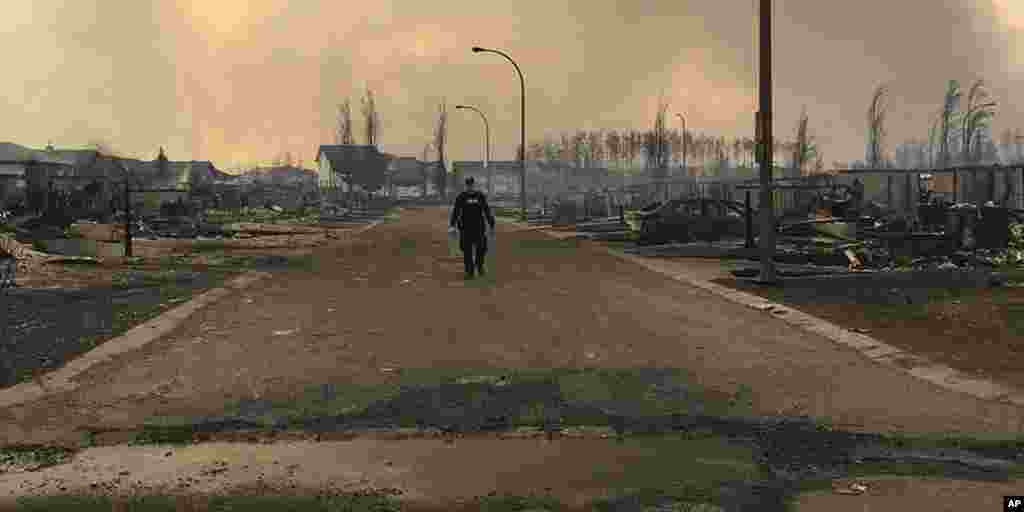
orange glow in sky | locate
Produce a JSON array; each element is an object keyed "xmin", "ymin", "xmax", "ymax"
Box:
[
  {"xmin": 993, "ymin": 0, "xmax": 1024, "ymax": 29},
  {"xmin": 179, "ymin": 0, "xmax": 278, "ymax": 43}
]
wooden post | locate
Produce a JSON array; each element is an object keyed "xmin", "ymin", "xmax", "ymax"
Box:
[{"xmin": 756, "ymin": 0, "xmax": 777, "ymax": 283}]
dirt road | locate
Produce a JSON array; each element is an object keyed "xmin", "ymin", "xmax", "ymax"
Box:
[{"xmin": 1, "ymin": 205, "xmax": 1023, "ymax": 447}]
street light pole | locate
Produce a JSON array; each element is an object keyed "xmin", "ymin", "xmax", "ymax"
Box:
[
  {"xmin": 472, "ymin": 46, "xmax": 526, "ymax": 219},
  {"xmin": 456, "ymin": 105, "xmax": 491, "ymax": 195},
  {"xmin": 757, "ymin": 0, "xmax": 778, "ymax": 283}
]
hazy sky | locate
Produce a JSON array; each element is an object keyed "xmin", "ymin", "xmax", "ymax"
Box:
[{"xmin": 1, "ymin": 0, "xmax": 1022, "ymax": 170}]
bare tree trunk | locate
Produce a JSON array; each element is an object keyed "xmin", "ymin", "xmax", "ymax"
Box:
[
  {"xmin": 336, "ymin": 100, "xmax": 355, "ymax": 145},
  {"xmin": 960, "ymin": 80, "xmax": 997, "ymax": 165},
  {"xmin": 937, "ymin": 80, "xmax": 961, "ymax": 169},
  {"xmin": 867, "ymin": 84, "xmax": 889, "ymax": 169},
  {"xmin": 434, "ymin": 101, "xmax": 448, "ymax": 200},
  {"xmin": 361, "ymin": 88, "xmax": 380, "ymax": 147}
]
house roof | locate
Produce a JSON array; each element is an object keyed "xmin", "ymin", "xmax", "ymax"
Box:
[{"xmin": 315, "ymin": 145, "xmax": 385, "ymax": 166}]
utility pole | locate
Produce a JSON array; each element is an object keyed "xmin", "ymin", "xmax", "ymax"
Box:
[{"xmin": 757, "ymin": 0, "xmax": 778, "ymax": 284}]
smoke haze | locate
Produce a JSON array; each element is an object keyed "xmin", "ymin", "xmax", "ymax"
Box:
[{"xmin": 0, "ymin": 0, "xmax": 1020, "ymax": 169}]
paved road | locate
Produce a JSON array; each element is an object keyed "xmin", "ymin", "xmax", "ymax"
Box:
[{"xmin": 1, "ymin": 206, "xmax": 1022, "ymax": 446}]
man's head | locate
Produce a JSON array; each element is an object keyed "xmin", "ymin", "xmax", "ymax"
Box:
[{"xmin": 465, "ymin": 176, "xmax": 475, "ymax": 190}]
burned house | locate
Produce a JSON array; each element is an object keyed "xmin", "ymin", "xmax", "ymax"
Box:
[
  {"xmin": 234, "ymin": 165, "xmax": 318, "ymax": 209},
  {"xmin": 315, "ymin": 144, "xmax": 390, "ymax": 201},
  {"xmin": 387, "ymin": 156, "xmax": 426, "ymax": 198},
  {"xmin": 450, "ymin": 161, "xmax": 547, "ymax": 195},
  {"xmin": 0, "ymin": 143, "xmax": 115, "ymax": 214}
]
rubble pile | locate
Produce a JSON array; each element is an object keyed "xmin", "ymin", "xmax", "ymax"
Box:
[{"xmin": 618, "ymin": 191, "xmax": 1024, "ymax": 277}]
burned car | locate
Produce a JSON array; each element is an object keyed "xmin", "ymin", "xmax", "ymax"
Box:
[{"xmin": 637, "ymin": 198, "xmax": 754, "ymax": 244}]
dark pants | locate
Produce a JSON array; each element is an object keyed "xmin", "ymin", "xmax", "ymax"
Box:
[{"xmin": 460, "ymin": 229, "xmax": 488, "ymax": 274}]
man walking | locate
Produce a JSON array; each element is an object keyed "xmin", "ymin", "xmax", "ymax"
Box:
[{"xmin": 450, "ymin": 176, "xmax": 496, "ymax": 279}]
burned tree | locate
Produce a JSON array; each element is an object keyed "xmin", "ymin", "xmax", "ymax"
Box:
[
  {"xmin": 361, "ymin": 88, "xmax": 381, "ymax": 147},
  {"xmin": 605, "ymin": 130, "xmax": 622, "ymax": 170},
  {"xmin": 627, "ymin": 129, "xmax": 642, "ymax": 170},
  {"xmin": 589, "ymin": 130, "xmax": 605, "ymax": 168},
  {"xmin": 959, "ymin": 79, "xmax": 997, "ymax": 165},
  {"xmin": 572, "ymin": 130, "xmax": 587, "ymax": 169},
  {"xmin": 433, "ymin": 101, "xmax": 448, "ymax": 199},
  {"xmin": 933, "ymin": 80, "xmax": 962, "ymax": 169},
  {"xmin": 866, "ymin": 83, "xmax": 889, "ymax": 169},
  {"xmin": 643, "ymin": 98, "xmax": 671, "ymax": 199},
  {"xmin": 790, "ymin": 107, "xmax": 819, "ymax": 176},
  {"xmin": 336, "ymin": 100, "xmax": 355, "ymax": 145}
]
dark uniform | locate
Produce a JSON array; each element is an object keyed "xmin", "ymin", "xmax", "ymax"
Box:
[{"xmin": 450, "ymin": 188, "xmax": 496, "ymax": 277}]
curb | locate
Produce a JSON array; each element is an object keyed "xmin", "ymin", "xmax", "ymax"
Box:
[
  {"xmin": 0, "ymin": 219, "xmax": 388, "ymax": 409},
  {"xmin": 601, "ymin": 247, "xmax": 1024, "ymax": 408}
]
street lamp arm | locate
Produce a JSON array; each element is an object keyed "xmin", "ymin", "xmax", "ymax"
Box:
[
  {"xmin": 474, "ymin": 45, "xmax": 526, "ymax": 217},
  {"xmin": 456, "ymin": 105, "xmax": 489, "ymax": 134},
  {"xmin": 456, "ymin": 104, "xmax": 492, "ymax": 193},
  {"xmin": 476, "ymin": 48, "xmax": 520, "ymax": 79},
  {"xmin": 491, "ymin": 52, "xmax": 526, "ymax": 120},
  {"xmin": 456, "ymin": 103, "xmax": 487, "ymax": 131},
  {"xmin": 473, "ymin": 47, "xmax": 525, "ymax": 145}
]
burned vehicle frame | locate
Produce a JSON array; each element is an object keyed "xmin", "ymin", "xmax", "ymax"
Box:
[{"xmin": 637, "ymin": 197, "xmax": 755, "ymax": 245}]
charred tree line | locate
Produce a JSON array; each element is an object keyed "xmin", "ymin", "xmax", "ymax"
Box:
[
  {"xmin": 334, "ymin": 88, "xmax": 382, "ymax": 148},
  {"xmin": 323, "ymin": 88, "xmax": 385, "ymax": 196},
  {"xmin": 408, "ymin": 100, "xmax": 451, "ymax": 199},
  {"xmin": 523, "ymin": 118, "xmax": 823, "ymax": 177},
  {"xmin": 853, "ymin": 79, "xmax": 1020, "ymax": 170}
]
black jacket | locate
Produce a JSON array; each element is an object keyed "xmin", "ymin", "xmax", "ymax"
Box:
[{"xmin": 450, "ymin": 190, "xmax": 496, "ymax": 233}]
